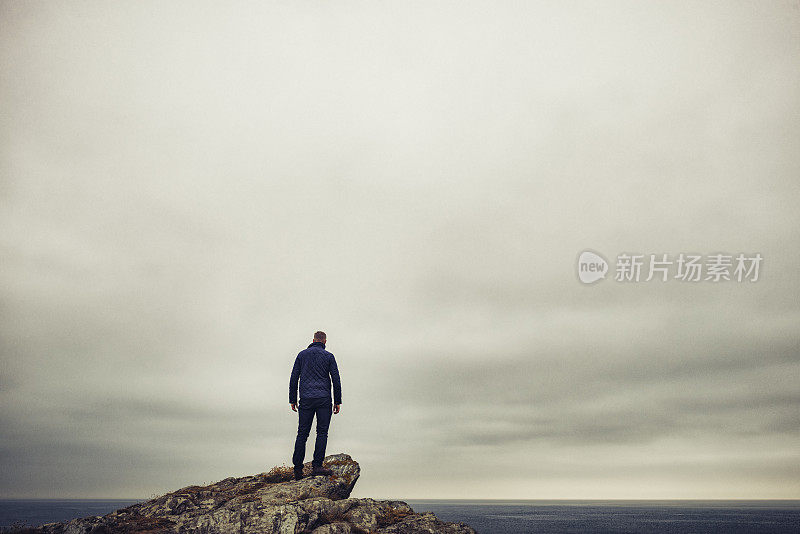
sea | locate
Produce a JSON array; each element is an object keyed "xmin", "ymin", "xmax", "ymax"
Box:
[{"xmin": 1, "ymin": 499, "xmax": 799, "ymax": 533}]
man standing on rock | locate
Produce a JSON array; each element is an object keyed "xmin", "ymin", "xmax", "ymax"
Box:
[{"xmin": 289, "ymin": 330, "xmax": 342, "ymax": 480}]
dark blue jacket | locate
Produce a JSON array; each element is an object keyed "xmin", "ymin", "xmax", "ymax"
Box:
[{"xmin": 289, "ymin": 341, "xmax": 342, "ymax": 405}]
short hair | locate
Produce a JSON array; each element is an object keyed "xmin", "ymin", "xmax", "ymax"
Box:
[{"xmin": 313, "ymin": 331, "xmax": 327, "ymax": 342}]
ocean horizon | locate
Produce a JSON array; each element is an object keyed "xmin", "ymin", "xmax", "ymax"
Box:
[{"xmin": 2, "ymin": 498, "xmax": 799, "ymax": 533}]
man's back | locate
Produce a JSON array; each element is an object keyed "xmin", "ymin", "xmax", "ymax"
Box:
[
  {"xmin": 289, "ymin": 341, "xmax": 342, "ymax": 404},
  {"xmin": 290, "ymin": 332, "xmax": 341, "ymax": 479}
]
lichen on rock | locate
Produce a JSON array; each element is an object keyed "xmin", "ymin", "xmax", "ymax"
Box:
[{"xmin": 21, "ymin": 453, "xmax": 476, "ymax": 534}]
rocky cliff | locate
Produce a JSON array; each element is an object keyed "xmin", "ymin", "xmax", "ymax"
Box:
[{"xmin": 25, "ymin": 454, "xmax": 476, "ymax": 534}]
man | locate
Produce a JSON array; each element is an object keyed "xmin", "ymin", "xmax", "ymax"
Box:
[{"xmin": 289, "ymin": 330, "xmax": 342, "ymax": 480}]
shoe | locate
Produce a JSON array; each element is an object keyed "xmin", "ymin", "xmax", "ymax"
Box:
[
  {"xmin": 311, "ymin": 466, "xmax": 333, "ymax": 476},
  {"xmin": 294, "ymin": 468, "xmax": 304, "ymax": 480}
]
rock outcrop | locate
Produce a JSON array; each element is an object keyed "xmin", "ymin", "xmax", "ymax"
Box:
[{"xmin": 26, "ymin": 454, "xmax": 476, "ymax": 534}]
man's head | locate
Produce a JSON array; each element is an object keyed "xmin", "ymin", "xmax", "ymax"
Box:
[{"xmin": 313, "ymin": 331, "xmax": 326, "ymax": 343}]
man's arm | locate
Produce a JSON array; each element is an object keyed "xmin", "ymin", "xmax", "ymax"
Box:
[
  {"xmin": 289, "ymin": 354, "xmax": 302, "ymax": 408},
  {"xmin": 329, "ymin": 353, "xmax": 342, "ymax": 409}
]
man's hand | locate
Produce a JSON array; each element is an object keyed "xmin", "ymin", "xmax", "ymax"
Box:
[
  {"xmin": 333, "ymin": 404, "xmax": 340, "ymax": 414},
  {"xmin": 290, "ymin": 403, "xmax": 297, "ymax": 412}
]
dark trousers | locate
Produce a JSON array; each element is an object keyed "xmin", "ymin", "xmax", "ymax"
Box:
[{"xmin": 292, "ymin": 396, "xmax": 332, "ymax": 469}]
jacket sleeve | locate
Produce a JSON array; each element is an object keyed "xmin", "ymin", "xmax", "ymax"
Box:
[
  {"xmin": 289, "ymin": 354, "xmax": 301, "ymax": 404},
  {"xmin": 329, "ymin": 353, "xmax": 342, "ymax": 405}
]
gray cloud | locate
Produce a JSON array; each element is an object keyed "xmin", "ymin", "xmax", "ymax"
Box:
[{"xmin": 1, "ymin": 1, "xmax": 799, "ymax": 499}]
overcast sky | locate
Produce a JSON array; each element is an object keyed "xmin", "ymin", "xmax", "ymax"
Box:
[{"xmin": 1, "ymin": 1, "xmax": 799, "ymax": 500}]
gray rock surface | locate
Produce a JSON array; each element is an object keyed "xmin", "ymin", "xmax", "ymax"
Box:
[{"xmin": 23, "ymin": 454, "xmax": 476, "ymax": 534}]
